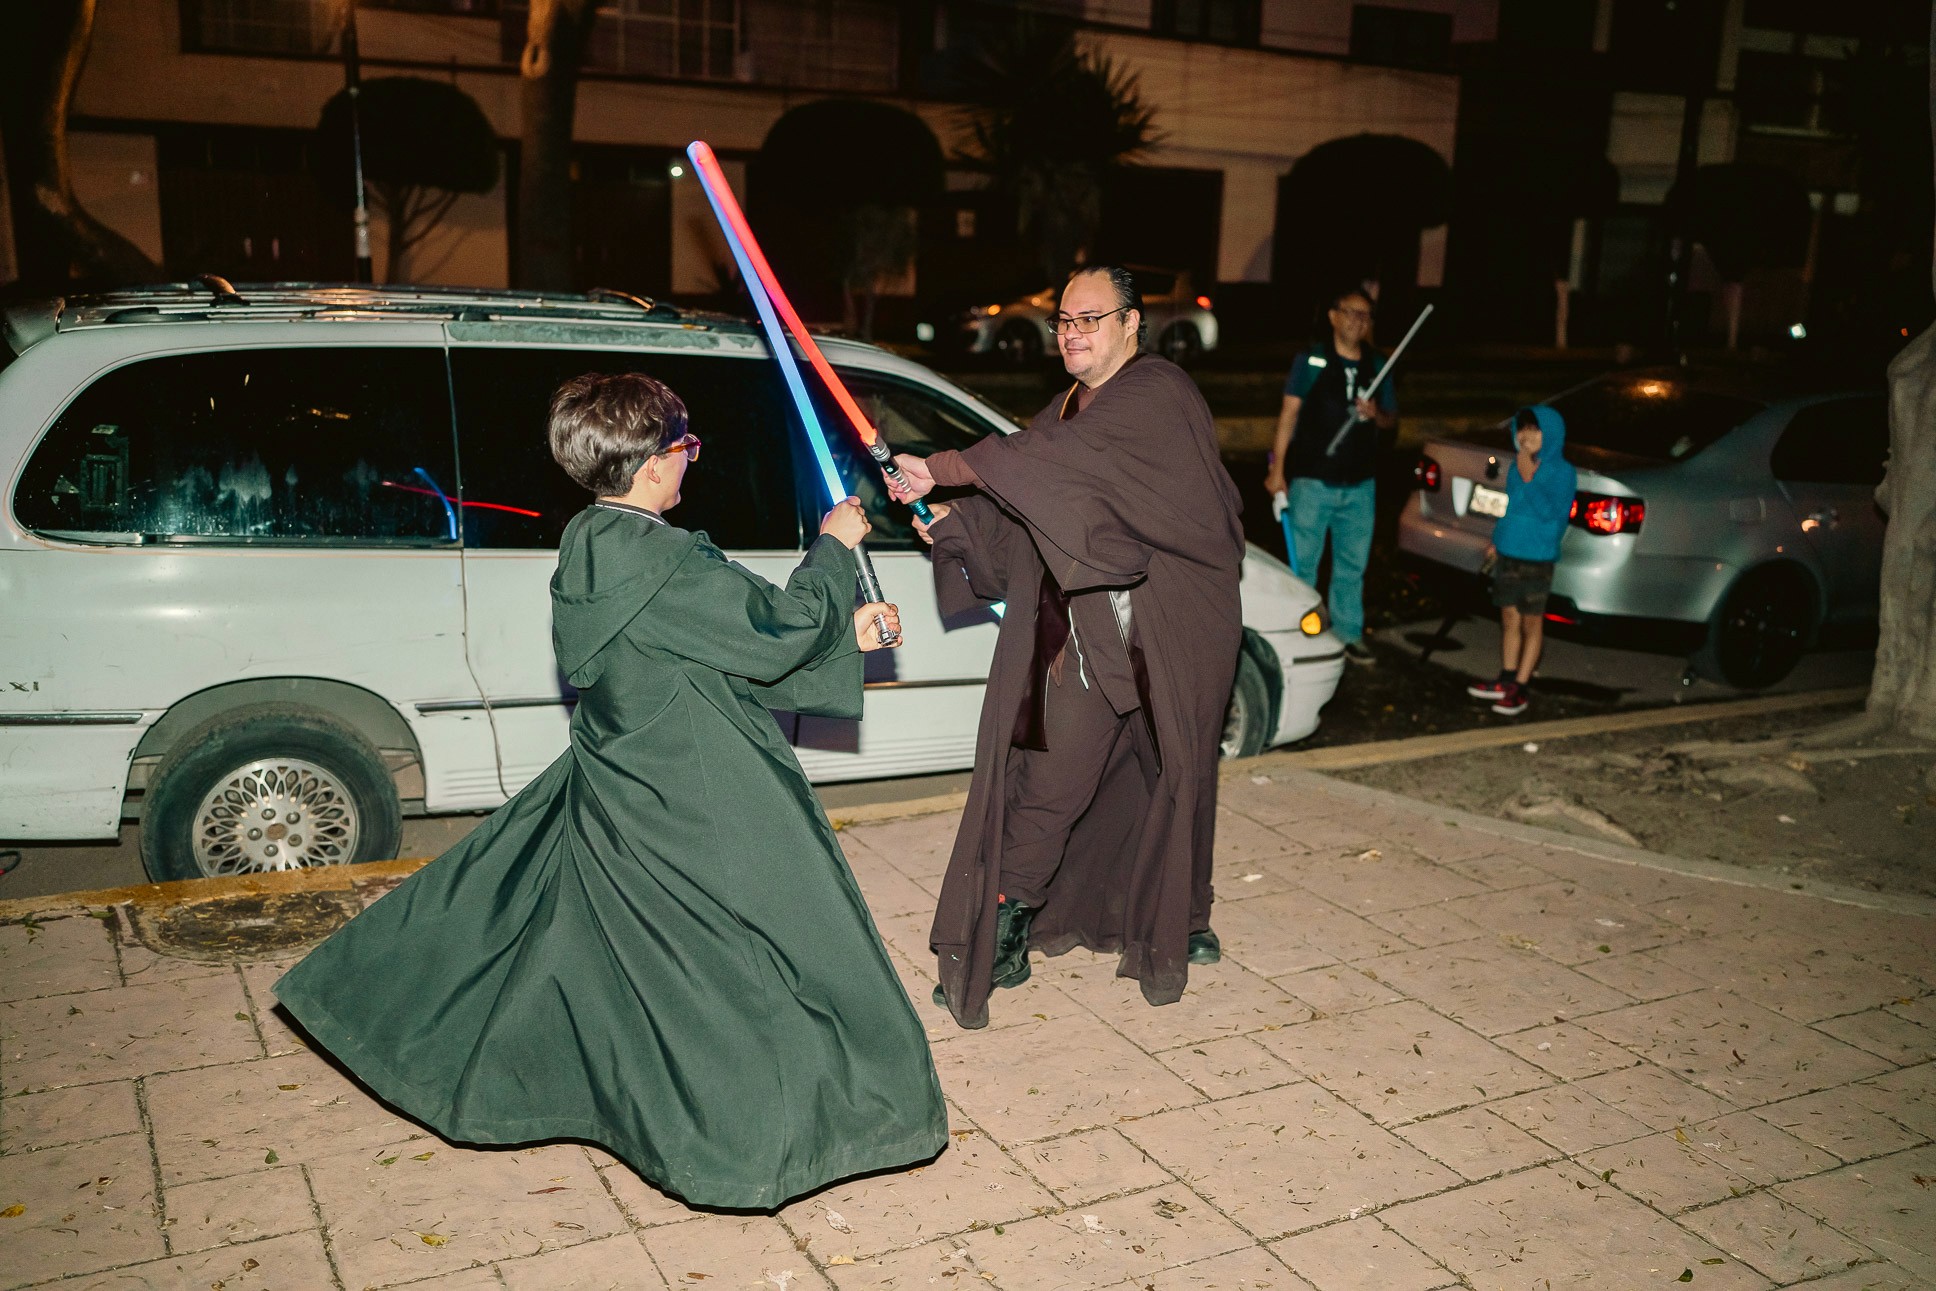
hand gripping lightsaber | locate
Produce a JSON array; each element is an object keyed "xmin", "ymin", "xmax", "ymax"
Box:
[
  {"xmin": 683, "ymin": 142, "xmax": 937, "ymax": 529},
  {"xmin": 1324, "ymin": 302, "xmax": 1434, "ymax": 457},
  {"xmin": 685, "ymin": 140, "xmax": 902, "ymax": 646}
]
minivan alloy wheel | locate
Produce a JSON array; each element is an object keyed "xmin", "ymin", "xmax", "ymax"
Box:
[{"xmin": 192, "ymin": 757, "xmax": 360, "ymax": 876}]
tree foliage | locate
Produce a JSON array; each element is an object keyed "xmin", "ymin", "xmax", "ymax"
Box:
[
  {"xmin": 958, "ymin": 20, "xmax": 1159, "ymax": 284},
  {"xmin": 754, "ymin": 99, "xmax": 942, "ymax": 335},
  {"xmin": 1279, "ymin": 133, "xmax": 1451, "ymax": 304},
  {"xmin": 319, "ymin": 76, "xmax": 500, "ymax": 282}
]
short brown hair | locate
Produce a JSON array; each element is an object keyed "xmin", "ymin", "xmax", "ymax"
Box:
[{"xmin": 547, "ymin": 372, "xmax": 689, "ymax": 496}]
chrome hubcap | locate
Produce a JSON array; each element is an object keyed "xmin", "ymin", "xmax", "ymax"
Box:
[{"xmin": 190, "ymin": 758, "xmax": 359, "ymax": 877}]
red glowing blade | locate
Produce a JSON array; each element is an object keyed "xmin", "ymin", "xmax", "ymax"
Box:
[{"xmin": 686, "ymin": 142, "xmax": 880, "ymax": 447}]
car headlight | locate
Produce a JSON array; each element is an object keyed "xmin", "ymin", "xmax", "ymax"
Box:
[{"xmin": 1300, "ymin": 609, "xmax": 1324, "ymax": 636}]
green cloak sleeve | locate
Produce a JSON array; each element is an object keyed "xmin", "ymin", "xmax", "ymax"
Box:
[{"xmin": 622, "ymin": 532, "xmax": 863, "ymax": 715}]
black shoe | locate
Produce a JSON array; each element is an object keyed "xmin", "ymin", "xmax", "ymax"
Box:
[
  {"xmin": 992, "ymin": 899, "xmax": 1037, "ymax": 989},
  {"xmin": 1188, "ymin": 928, "xmax": 1222, "ymax": 965},
  {"xmin": 931, "ymin": 983, "xmax": 947, "ymax": 1007}
]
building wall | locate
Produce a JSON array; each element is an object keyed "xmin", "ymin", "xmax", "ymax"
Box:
[{"xmin": 68, "ymin": 0, "xmax": 1468, "ymax": 297}]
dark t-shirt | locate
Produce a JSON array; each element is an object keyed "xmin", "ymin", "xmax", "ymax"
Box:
[{"xmin": 1283, "ymin": 344, "xmax": 1397, "ymax": 485}]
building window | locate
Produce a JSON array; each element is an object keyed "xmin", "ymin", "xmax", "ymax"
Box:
[
  {"xmin": 186, "ymin": 0, "xmax": 340, "ymax": 55},
  {"xmin": 1349, "ymin": 5, "xmax": 1453, "ymax": 68},
  {"xmin": 740, "ymin": 0, "xmax": 899, "ymax": 92},
  {"xmin": 1152, "ymin": 0, "xmax": 1260, "ymax": 47},
  {"xmin": 499, "ymin": 0, "xmax": 741, "ymax": 81}
]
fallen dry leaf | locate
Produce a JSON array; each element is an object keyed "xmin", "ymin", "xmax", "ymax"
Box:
[
  {"xmin": 1, "ymin": 1205, "xmax": 24, "ymax": 1218},
  {"xmin": 277, "ymin": 1084, "xmax": 300, "ymax": 1091},
  {"xmin": 824, "ymin": 1209, "xmax": 854, "ymax": 1233},
  {"xmin": 417, "ymin": 1232, "xmax": 447, "ymax": 1248},
  {"xmin": 827, "ymin": 1255, "xmax": 856, "ymax": 1266},
  {"xmin": 1082, "ymin": 1214, "xmax": 1105, "ymax": 1232},
  {"xmin": 241, "ymin": 1258, "xmax": 259, "ymax": 1271},
  {"xmin": 528, "ymin": 1187, "xmax": 569, "ymax": 1194}
]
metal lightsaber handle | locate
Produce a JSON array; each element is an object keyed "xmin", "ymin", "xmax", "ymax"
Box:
[
  {"xmin": 866, "ymin": 440, "xmax": 936, "ymax": 525},
  {"xmin": 852, "ymin": 542, "xmax": 900, "ymax": 647},
  {"xmin": 1324, "ymin": 302, "xmax": 1435, "ymax": 457}
]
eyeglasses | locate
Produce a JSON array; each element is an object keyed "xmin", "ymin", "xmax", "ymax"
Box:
[
  {"xmin": 659, "ymin": 434, "xmax": 701, "ymax": 462},
  {"xmin": 1052, "ymin": 307, "xmax": 1130, "ymax": 335},
  {"xmin": 1333, "ymin": 306, "xmax": 1373, "ymax": 323}
]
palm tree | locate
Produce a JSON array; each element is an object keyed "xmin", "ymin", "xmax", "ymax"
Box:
[{"xmin": 958, "ymin": 19, "xmax": 1159, "ymax": 286}]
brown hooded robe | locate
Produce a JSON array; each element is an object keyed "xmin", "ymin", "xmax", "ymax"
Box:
[{"xmin": 926, "ymin": 356, "xmax": 1244, "ymax": 1027}]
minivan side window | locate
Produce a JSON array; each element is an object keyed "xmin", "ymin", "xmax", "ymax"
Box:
[
  {"xmin": 1770, "ymin": 397, "xmax": 1888, "ymax": 487},
  {"xmin": 450, "ymin": 348, "xmax": 801, "ymax": 550},
  {"xmin": 14, "ymin": 348, "xmax": 458, "ymax": 543},
  {"xmin": 811, "ymin": 372, "xmax": 999, "ymax": 549}
]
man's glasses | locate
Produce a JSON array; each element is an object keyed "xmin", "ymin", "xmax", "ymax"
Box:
[
  {"xmin": 1052, "ymin": 306, "xmax": 1129, "ymax": 335},
  {"xmin": 660, "ymin": 434, "xmax": 702, "ymax": 462},
  {"xmin": 1334, "ymin": 306, "xmax": 1373, "ymax": 323}
]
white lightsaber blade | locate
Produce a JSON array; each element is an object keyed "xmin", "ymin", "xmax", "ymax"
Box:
[{"xmin": 1324, "ymin": 302, "xmax": 1434, "ymax": 457}]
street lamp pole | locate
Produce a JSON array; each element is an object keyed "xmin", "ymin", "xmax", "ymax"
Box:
[{"xmin": 342, "ymin": 0, "xmax": 374, "ymax": 283}]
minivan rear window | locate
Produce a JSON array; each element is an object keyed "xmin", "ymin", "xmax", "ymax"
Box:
[
  {"xmin": 1547, "ymin": 377, "xmax": 1764, "ymax": 461},
  {"xmin": 15, "ymin": 347, "xmax": 458, "ymax": 544}
]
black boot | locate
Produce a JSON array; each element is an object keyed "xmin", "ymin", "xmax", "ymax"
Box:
[
  {"xmin": 1188, "ymin": 928, "xmax": 1222, "ymax": 965},
  {"xmin": 991, "ymin": 898, "xmax": 1037, "ymax": 989},
  {"xmin": 932, "ymin": 899, "xmax": 1038, "ymax": 1007}
]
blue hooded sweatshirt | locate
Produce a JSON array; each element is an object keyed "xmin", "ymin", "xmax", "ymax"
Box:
[{"xmin": 1490, "ymin": 403, "xmax": 1577, "ymax": 563}]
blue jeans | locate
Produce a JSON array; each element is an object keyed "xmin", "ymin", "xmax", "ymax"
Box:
[{"xmin": 1288, "ymin": 477, "xmax": 1375, "ymax": 645}]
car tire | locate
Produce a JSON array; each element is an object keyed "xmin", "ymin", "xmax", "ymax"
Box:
[
  {"xmin": 1157, "ymin": 323, "xmax": 1202, "ymax": 367},
  {"xmin": 1220, "ymin": 653, "xmax": 1271, "ymax": 760},
  {"xmin": 140, "ymin": 705, "xmax": 402, "ymax": 883},
  {"xmin": 995, "ymin": 320, "xmax": 1043, "ymax": 367},
  {"xmin": 1691, "ymin": 564, "xmax": 1816, "ymax": 691}
]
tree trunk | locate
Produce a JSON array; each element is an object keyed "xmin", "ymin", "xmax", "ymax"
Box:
[
  {"xmin": 1723, "ymin": 280, "xmax": 1743, "ymax": 349},
  {"xmin": 0, "ymin": 0, "xmax": 159, "ymax": 290},
  {"xmin": 1874, "ymin": 324, "xmax": 1936, "ymax": 749},
  {"xmin": 517, "ymin": 0, "xmax": 595, "ymax": 291},
  {"xmin": 1554, "ymin": 279, "xmax": 1570, "ymax": 350}
]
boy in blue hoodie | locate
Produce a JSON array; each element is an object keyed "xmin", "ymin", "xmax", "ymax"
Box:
[{"xmin": 1467, "ymin": 404, "xmax": 1576, "ymax": 716}]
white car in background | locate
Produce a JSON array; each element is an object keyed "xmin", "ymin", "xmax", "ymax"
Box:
[
  {"xmin": 943, "ymin": 266, "xmax": 1221, "ymax": 367},
  {"xmin": 0, "ymin": 284, "xmax": 1339, "ymax": 883}
]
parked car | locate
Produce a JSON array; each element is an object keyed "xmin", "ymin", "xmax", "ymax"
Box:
[
  {"xmin": 941, "ymin": 266, "xmax": 1220, "ymax": 367},
  {"xmin": 1, "ymin": 284, "xmax": 1340, "ymax": 882},
  {"xmin": 1398, "ymin": 368, "xmax": 1887, "ymax": 690}
]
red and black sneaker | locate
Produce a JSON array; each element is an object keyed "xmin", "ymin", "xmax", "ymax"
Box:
[
  {"xmin": 1466, "ymin": 672, "xmax": 1512, "ymax": 701},
  {"xmin": 1491, "ymin": 682, "xmax": 1530, "ymax": 717}
]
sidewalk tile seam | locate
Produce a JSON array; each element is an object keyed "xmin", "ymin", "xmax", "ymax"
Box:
[
  {"xmin": 295, "ymin": 1160, "xmax": 352, "ymax": 1291},
  {"xmin": 1265, "ymin": 1213, "xmax": 1462, "ymax": 1286},
  {"xmin": 10, "ymin": 1050, "xmax": 294, "ymax": 1099}
]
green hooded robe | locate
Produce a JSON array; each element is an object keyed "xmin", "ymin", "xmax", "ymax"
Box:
[{"xmin": 275, "ymin": 506, "xmax": 948, "ymax": 1209}]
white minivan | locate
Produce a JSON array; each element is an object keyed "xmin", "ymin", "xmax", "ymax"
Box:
[{"xmin": 0, "ymin": 285, "xmax": 1344, "ymax": 881}]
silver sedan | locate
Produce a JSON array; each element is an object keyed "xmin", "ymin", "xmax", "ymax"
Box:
[
  {"xmin": 942, "ymin": 267, "xmax": 1221, "ymax": 367},
  {"xmin": 1398, "ymin": 369, "xmax": 1887, "ymax": 690}
]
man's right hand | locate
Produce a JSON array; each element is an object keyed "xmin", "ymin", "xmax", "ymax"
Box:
[
  {"xmin": 1263, "ymin": 465, "xmax": 1287, "ymax": 497},
  {"xmin": 910, "ymin": 502, "xmax": 951, "ymax": 546},
  {"xmin": 887, "ymin": 453, "xmax": 935, "ymax": 501}
]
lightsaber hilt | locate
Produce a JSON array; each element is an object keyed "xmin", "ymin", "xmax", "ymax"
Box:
[
  {"xmin": 853, "ymin": 543, "xmax": 900, "ymax": 647},
  {"xmin": 1324, "ymin": 302, "xmax": 1435, "ymax": 457},
  {"xmin": 865, "ymin": 440, "xmax": 936, "ymax": 525}
]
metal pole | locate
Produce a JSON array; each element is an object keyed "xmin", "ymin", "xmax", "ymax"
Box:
[{"xmin": 342, "ymin": 0, "xmax": 374, "ymax": 283}]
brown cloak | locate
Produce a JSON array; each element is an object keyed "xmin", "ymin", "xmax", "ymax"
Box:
[{"xmin": 926, "ymin": 355, "xmax": 1244, "ymax": 1027}]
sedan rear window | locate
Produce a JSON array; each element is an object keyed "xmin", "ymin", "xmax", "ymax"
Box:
[{"xmin": 1547, "ymin": 377, "xmax": 1764, "ymax": 461}]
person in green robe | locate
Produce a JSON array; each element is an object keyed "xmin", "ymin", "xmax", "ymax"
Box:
[{"xmin": 275, "ymin": 371, "xmax": 948, "ymax": 1210}]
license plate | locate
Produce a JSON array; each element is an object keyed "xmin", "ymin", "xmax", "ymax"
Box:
[{"xmin": 1469, "ymin": 485, "xmax": 1508, "ymax": 518}]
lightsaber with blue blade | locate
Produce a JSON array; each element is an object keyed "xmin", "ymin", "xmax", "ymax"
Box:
[{"xmin": 685, "ymin": 140, "xmax": 901, "ymax": 646}]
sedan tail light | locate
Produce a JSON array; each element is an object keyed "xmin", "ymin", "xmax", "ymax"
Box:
[
  {"xmin": 1569, "ymin": 492, "xmax": 1645, "ymax": 535},
  {"xmin": 1413, "ymin": 454, "xmax": 1441, "ymax": 491}
]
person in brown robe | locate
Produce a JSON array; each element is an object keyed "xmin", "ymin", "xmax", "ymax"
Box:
[{"xmin": 887, "ymin": 265, "xmax": 1245, "ymax": 1028}]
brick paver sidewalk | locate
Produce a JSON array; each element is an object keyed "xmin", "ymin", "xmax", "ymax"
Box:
[{"xmin": 3, "ymin": 769, "xmax": 1932, "ymax": 1290}]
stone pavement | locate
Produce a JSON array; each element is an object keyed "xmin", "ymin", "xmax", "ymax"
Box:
[{"xmin": 3, "ymin": 769, "xmax": 1933, "ymax": 1291}]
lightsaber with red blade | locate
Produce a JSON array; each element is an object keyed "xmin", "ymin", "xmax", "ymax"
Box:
[
  {"xmin": 685, "ymin": 140, "xmax": 903, "ymax": 646},
  {"xmin": 684, "ymin": 141, "xmax": 937, "ymax": 529}
]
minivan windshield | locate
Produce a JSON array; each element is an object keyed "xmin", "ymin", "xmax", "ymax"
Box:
[{"xmin": 1546, "ymin": 376, "xmax": 1764, "ymax": 462}]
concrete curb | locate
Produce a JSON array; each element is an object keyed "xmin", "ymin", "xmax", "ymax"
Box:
[
  {"xmin": 1269, "ymin": 764, "xmax": 1936, "ymax": 920},
  {"xmin": 1231, "ymin": 685, "xmax": 1870, "ymax": 775}
]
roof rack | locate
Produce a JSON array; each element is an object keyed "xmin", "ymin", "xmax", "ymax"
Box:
[{"xmin": 34, "ymin": 282, "xmax": 735, "ymax": 334}]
